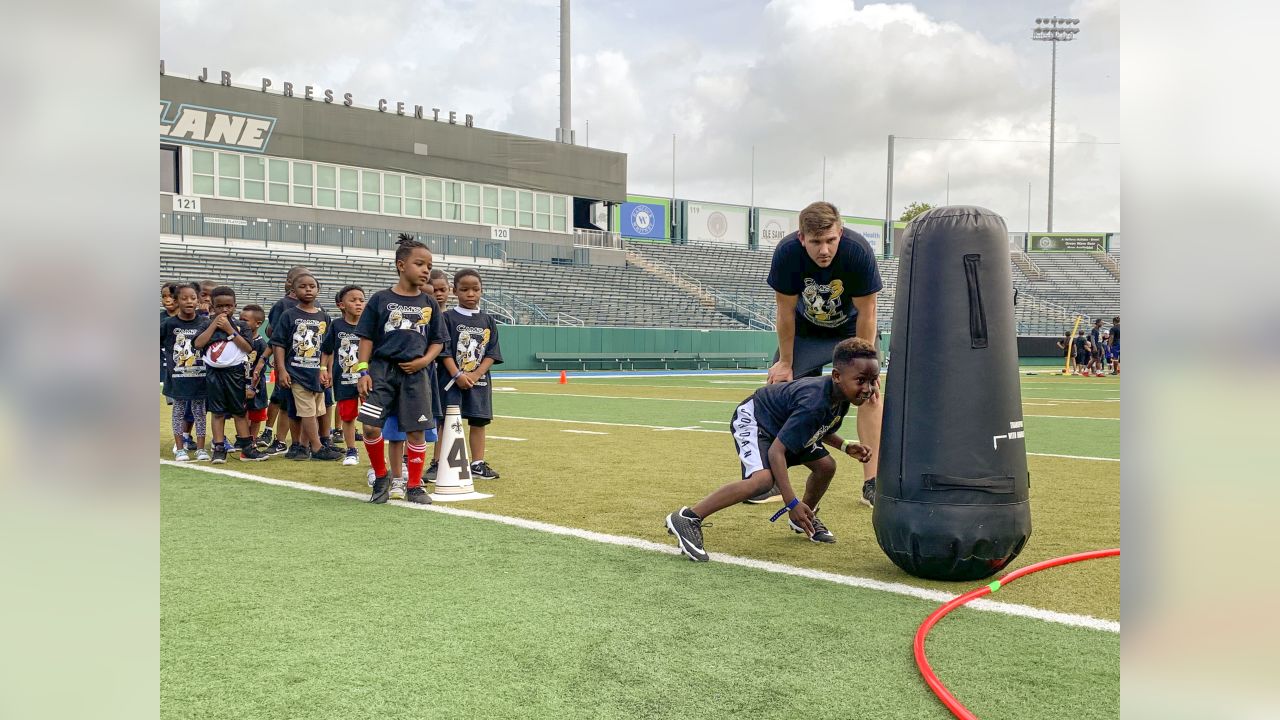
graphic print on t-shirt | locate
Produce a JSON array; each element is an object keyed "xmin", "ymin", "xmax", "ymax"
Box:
[
  {"xmin": 454, "ymin": 325, "xmax": 491, "ymax": 373},
  {"xmin": 336, "ymin": 331, "xmax": 360, "ymax": 385},
  {"xmin": 383, "ymin": 303, "xmax": 433, "ymax": 332},
  {"xmin": 801, "ymin": 277, "xmax": 846, "ymax": 327},
  {"xmin": 290, "ymin": 318, "xmax": 326, "ymax": 367},
  {"xmin": 170, "ymin": 329, "xmax": 202, "ymax": 375}
]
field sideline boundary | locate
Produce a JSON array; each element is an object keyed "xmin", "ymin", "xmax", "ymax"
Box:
[{"xmin": 161, "ymin": 460, "xmax": 1120, "ymax": 634}]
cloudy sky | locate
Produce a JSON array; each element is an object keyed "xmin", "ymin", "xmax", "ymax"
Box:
[{"xmin": 161, "ymin": 0, "xmax": 1119, "ymax": 231}]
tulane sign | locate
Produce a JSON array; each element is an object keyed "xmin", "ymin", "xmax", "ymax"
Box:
[{"xmin": 160, "ymin": 101, "xmax": 276, "ymax": 152}]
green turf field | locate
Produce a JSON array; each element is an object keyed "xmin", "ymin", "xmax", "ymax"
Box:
[{"xmin": 160, "ymin": 372, "xmax": 1120, "ymax": 719}]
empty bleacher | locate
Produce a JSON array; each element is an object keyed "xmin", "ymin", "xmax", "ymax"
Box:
[{"xmin": 159, "ymin": 240, "xmax": 744, "ymax": 329}]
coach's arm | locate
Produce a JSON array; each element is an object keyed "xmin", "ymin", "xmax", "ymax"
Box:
[
  {"xmin": 767, "ymin": 292, "xmax": 798, "ymax": 384},
  {"xmin": 853, "ymin": 293, "xmax": 878, "ymax": 345}
]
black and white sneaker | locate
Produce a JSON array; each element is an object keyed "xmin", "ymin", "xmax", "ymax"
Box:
[
  {"xmin": 789, "ymin": 509, "xmax": 836, "ymax": 543},
  {"xmin": 665, "ymin": 507, "xmax": 709, "ymax": 562},
  {"xmin": 211, "ymin": 446, "xmax": 228, "ymax": 464},
  {"xmin": 256, "ymin": 429, "xmax": 273, "ymax": 449},
  {"xmin": 239, "ymin": 445, "xmax": 268, "ymax": 462},
  {"xmin": 861, "ymin": 477, "xmax": 876, "ymax": 508},
  {"xmin": 184, "ymin": 436, "xmax": 198, "ymax": 452},
  {"xmin": 265, "ymin": 440, "xmax": 288, "ymax": 456},
  {"xmin": 289, "ymin": 445, "xmax": 312, "ymax": 461},
  {"xmin": 470, "ymin": 460, "xmax": 500, "ymax": 480},
  {"xmin": 330, "ymin": 429, "xmax": 344, "ymax": 446},
  {"xmin": 425, "ymin": 459, "xmax": 439, "ymax": 482},
  {"xmin": 743, "ymin": 484, "xmax": 781, "ymax": 504},
  {"xmin": 405, "ymin": 486, "xmax": 432, "ymax": 505},
  {"xmin": 369, "ymin": 475, "xmax": 391, "ymax": 504}
]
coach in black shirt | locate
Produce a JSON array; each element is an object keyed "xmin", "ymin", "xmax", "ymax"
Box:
[{"xmin": 765, "ymin": 201, "xmax": 883, "ymax": 505}]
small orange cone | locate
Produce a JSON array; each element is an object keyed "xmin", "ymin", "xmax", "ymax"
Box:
[
  {"xmin": 269, "ymin": 369, "xmax": 276, "ymax": 384},
  {"xmin": 559, "ymin": 370, "xmax": 568, "ymax": 385}
]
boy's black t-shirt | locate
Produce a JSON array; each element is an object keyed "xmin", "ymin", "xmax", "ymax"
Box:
[
  {"xmin": 270, "ymin": 305, "xmax": 329, "ymax": 392},
  {"xmin": 1073, "ymin": 336, "xmax": 1090, "ymax": 355},
  {"xmin": 267, "ymin": 296, "xmax": 297, "ymax": 336},
  {"xmin": 356, "ymin": 288, "xmax": 449, "ymax": 362},
  {"xmin": 747, "ymin": 376, "xmax": 849, "ymax": 455},
  {"xmin": 247, "ymin": 335, "xmax": 271, "ymax": 409},
  {"xmin": 321, "ymin": 316, "xmax": 363, "ymax": 401},
  {"xmin": 766, "ymin": 228, "xmax": 883, "ymax": 338},
  {"xmin": 443, "ymin": 307, "xmax": 503, "ymax": 386},
  {"xmin": 161, "ymin": 314, "xmax": 209, "ymax": 399},
  {"xmin": 1110, "ymin": 325, "xmax": 1120, "ymax": 345}
]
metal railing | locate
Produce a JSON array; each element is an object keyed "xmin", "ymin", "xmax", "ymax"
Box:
[
  {"xmin": 556, "ymin": 312, "xmax": 584, "ymax": 326},
  {"xmin": 627, "ymin": 249, "xmax": 777, "ymax": 330},
  {"xmin": 573, "ymin": 228, "xmax": 622, "ymax": 249}
]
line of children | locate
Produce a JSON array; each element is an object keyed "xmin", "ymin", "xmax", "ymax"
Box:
[{"xmin": 161, "ymin": 250, "xmax": 507, "ymax": 484}]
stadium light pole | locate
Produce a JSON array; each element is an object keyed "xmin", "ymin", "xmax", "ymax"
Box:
[{"xmin": 1032, "ymin": 16, "xmax": 1079, "ymax": 231}]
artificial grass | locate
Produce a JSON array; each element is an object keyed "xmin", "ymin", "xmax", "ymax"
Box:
[
  {"xmin": 162, "ymin": 467, "xmax": 1118, "ymax": 720},
  {"xmin": 157, "ymin": 374, "xmax": 1119, "ymax": 620}
]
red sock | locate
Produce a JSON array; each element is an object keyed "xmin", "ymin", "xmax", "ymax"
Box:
[
  {"xmin": 364, "ymin": 435, "xmax": 388, "ymax": 478},
  {"xmin": 406, "ymin": 442, "xmax": 427, "ymax": 489}
]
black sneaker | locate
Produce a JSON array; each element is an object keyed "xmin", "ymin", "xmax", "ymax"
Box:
[
  {"xmin": 311, "ymin": 446, "xmax": 344, "ymax": 461},
  {"xmin": 789, "ymin": 508, "xmax": 836, "ymax": 543},
  {"xmin": 369, "ymin": 474, "xmax": 390, "ymax": 504},
  {"xmin": 405, "ymin": 486, "xmax": 432, "ymax": 504},
  {"xmin": 470, "ymin": 460, "xmax": 500, "ymax": 480},
  {"xmin": 239, "ymin": 445, "xmax": 268, "ymax": 462},
  {"xmin": 861, "ymin": 477, "xmax": 876, "ymax": 508},
  {"xmin": 282, "ymin": 443, "xmax": 302, "ymax": 460},
  {"xmin": 330, "ymin": 429, "xmax": 344, "ymax": 446},
  {"xmin": 425, "ymin": 459, "xmax": 439, "ymax": 482},
  {"xmin": 184, "ymin": 436, "xmax": 198, "ymax": 452},
  {"xmin": 289, "ymin": 445, "xmax": 312, "ymax": 461},
  {"xmin": 265, "ymin": 440, "xmax": 288, "ymax": 456},
  {"xmin": 743, "ymin": 484, "xmax": 781, "ymax": 504},
  {"xmin": 355, "ymin": 430, "xmax": 364, "ymax": 442},
  {"xmin": 256, "ymin": 429, "xmax": 273, "ymax": 449},
  {"xmin": 665, "ymin": 507, "xmax": 709, "ymax": 562},
  {"xmin": 211, "ymin": 446, "xmax": 228, "ymax": 464}
]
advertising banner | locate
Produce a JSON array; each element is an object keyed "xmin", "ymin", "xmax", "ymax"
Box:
[
  {"xmin": 685, "ymin": 201, "xmax": 750, "ymax": 245},
  {"xmin": 614, "ymin": 196, "xmax": 670, "ymax": 239},
  {"xmin": 755, "ymin": 208, "xmax": 799, "ymax": 247},
  {"xmin": 1027, "ymin": 233, "xmax": 1107, "ymax": 252},
  {"xmin": 843, "ymin": 216, "xmax": 885, "ymax": 256}
]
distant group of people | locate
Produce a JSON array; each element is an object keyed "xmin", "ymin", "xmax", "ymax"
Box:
[{"xmin": 1059, "ymin": 316, "xmax": 1120, "ymax": 376}]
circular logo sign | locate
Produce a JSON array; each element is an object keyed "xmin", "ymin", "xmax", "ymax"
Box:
[
  {"xmin": 707, "ymin": 211, "xmax": 728, "ymax": 238},
  {"xmin": 630, "ymin": 204, "xmax": 655, "ymax": 236},
  {"xmin": 763, "ymin": 220, "xmax": 784, "ymax": 241},
  {"xmin": 1038, "ymin": 236, "xmax": 1054, "ymax": 249}
]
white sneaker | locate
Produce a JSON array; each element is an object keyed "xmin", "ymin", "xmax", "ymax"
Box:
[
  {"xmin": 367, "ymin": 469, "xmax": 376, "ymax": 487},
  {"xmin": 174, "ymin": 448, "xmax": 191, "ymax": 462},
  {"xmin": 390, "ymin": 477, "xmax": 407, "ymax": 499},
  {"xmin": 195, "ymin": 449, "xmax": 211, "ymax": 462},
  {"xmin": 342, "ymin": 452, "xmax": 359, "ymax": 466}
]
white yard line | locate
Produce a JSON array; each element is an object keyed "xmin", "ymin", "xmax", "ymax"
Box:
[
  {"xmin": 561, "ymin": 429, "xmax": 608, "ymax": 435},
  {"xmin": 496, "ymin": 415, "xmax": 1120, "ymax": 462},
  {"xmin": 506, "ymin": 390, "xmax": 736, "ymax": 404},
  {"xmin": 1024, "ymin": 414, "xmax": 1119, "ymax": 421},
  {"xmin": 161, "ymin": 460, "xmax": 1120, "ymax": 634},
  {"xmin": 699, "ymin": 420, "xmax": 730, "ymax": 424},
  {"xmin": 488, "ymin": 436, "xmax": 528, "ymax": 442}
]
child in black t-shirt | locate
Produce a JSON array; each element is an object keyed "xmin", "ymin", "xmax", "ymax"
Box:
[
  {"xmin": 664, "ymin": 338, "xmax": 878, "ymax": 562},
  {"xmin": 262, "ymin": 266, "xmax": 310, "ymax": 455},
  {"xmin": 356, "ymin": 234, "xmax": 449, "ymax": 505},
  {"xmin": 425, "ymin": 268, "xmax": 450, "ymax": 481},
  {"xmin": 271, "ymin": 273, "xmax": 344, "ymax": 462},
  {"xmin": 440, "ymin": 269, "xmax": 504, "ymax": 480},
  {"xmin": 195, "ymin": 287, "xmax": 267, "ymax": 463},
  {"xmin": 240, "ymin": 305, "xmax": 271, "ymax": 449},
  {"xmin": 161, "ymin": 283, "xmax": 209, "ymax": 462},
  {"xmin": 322, "ymin": 285, "xmax": 367, "ymax": 467}
]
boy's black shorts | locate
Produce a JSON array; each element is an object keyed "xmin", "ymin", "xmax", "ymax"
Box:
[
  {"xmin": 442, "ymin": 375, "xmax": 494, "ymax": 423},
  {"xmin": 358, "ymin": 357, "xmax": 435, "ymax": 432},
  {"xmin": 270, "ymin": 384, "xmax": 288, "ymax": 407},
  {"xmin": 207, "ymin": 366, "xmax": 248, "ymax": 417},
  {"xmin": 729, "ymin": 399, "xmax": 827, "ymax": 479}
]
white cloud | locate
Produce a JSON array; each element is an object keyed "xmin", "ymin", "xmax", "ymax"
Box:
[{"xmin": 161, "ymin": 0, "xmax": 1119, "ymax": 229}]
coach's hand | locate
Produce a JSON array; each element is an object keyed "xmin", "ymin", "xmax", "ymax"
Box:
[
  {"xmin": 357, "ymin": 374, "xmax": 372, "ymax": 399},
  {"xmin": 788, "ymin": 500, "xmax": 816, "ymax": 537},
  {"xmin": 399, "ymin": 356, "xmax": 430, "ymax": 374},
  {"xmin": 845, "ymin": 442, "xmax": 873, "ymax": 463},
  {"xmin": 767, "ymin": 360, "xmax": 793, "ymax": 385}
]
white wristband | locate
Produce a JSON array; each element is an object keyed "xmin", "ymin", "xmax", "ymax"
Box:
[{"xmin": 840, "ymin": 439, "xmax": 852, "ymax": 453}]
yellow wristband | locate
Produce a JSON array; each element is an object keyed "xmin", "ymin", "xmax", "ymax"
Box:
[
  {"xmin": 840, "ymin": 440, "xmax": 852, "ymax": 453},
  {"xmin": 353, "ymin": 361, "xmax": 369, "ymax": 372}
]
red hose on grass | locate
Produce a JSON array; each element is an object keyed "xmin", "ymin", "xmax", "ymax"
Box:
[{"xmin": 913, "ymin": 548, "xmax": 1120, "ymax": 720}]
